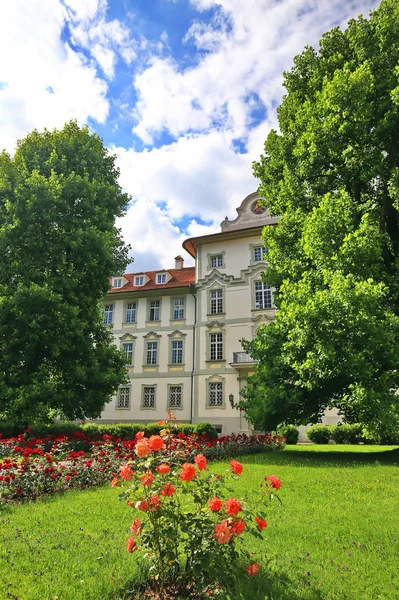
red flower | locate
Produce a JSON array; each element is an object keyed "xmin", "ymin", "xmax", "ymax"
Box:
[
  {"xmin": 156, "ymin": 463, "xmax": 170, "ymax": 475},
  {"xmin": 127, "ymin": 537, "xmax": 137, "ymax": 553},
  {"xmin": 119, "ymin": 463, "xmax": 134, "ymax": 481},
  {"xmin": 246, "ymin": 563, "xmax": 259, "ymax": 577},
  {"xmin": 65, "ymin": 475, "xmax": 71, "ymax": 482},
  {"xmin": 225, "ymin": 498, "xmax": 242, "ymax": 516},
  {"xmin": 110, "ymin": 477, "xmax": 119, "ymax": 487},
  {"xmin": 194, "ymin": 454, "xmax": 207, "ymax": 471},
  {"xmin": 160, "ymin": 484, "xmax": 175, "ymax": 497},
  {"xmin": 135, "ymin": 431, "xmax": 145, "ymax": 440},
  {"xmin": 180, "ymin": 463, "xmax": 196, "ymax": 482},
  {"xmin": 208, "ymin": 497, "xmax": 223, "ymax": 512},
  {"xmin": 266, "ymin": 474, "xmax": 281, "ymax": 490},
  {"xmin": 139, "ymin": 470, "xmax": 154, "ymax": 487},
  {"xmin": 135, "ymin": 439, "xmax": 150, "ymax": 458},
  {"xmin": 130, "ymin": 518, "xmax": 141, "ymax": 535},
  {"xmin": 230, "ymin": 460, "xmax": 243, "ymax": 475},
  {"xmin": 148, "ymin": 495, "xmax": 161, "ymax": 511},
  {"xmin": 137, "ymin": 500, "xmax": 148, "ymax": 512},
  {"xmin": 255, "ymin": 516, "xmax": 267, "ymax": 531},
  {"xmin": 214, "ymin": 520, "xmax": 232, "ymax": 544},
  {"xmin": 231, "ymin": 518, "xmax": 246, "ymax": 535},
  {"xmin": 148, "ymin": 435, "xmax": 165, "ymax": 451}
]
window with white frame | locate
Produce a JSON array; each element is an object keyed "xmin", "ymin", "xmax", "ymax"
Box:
[
  {"xmin": 171, "ymin": 340, "xmax": 183, "ymax": 364},
  {"xmin": 156, "ymin": 273, "xmax": 167, "ymax": 284},
  {"xmin": 253, "ymin": 246, "xmax": 267, "ymax": 262},
  {"xmin": 126, "ymin": 302, "xmax": 137, "ymax": 323},
  {"xmin": 142, "ymin": 386, "xmax": 156, "ymax": 408},
  {"xmin": 117, "ymin": 386, "xmax": 130, "ymax": 409},
  {"xmin": 172, "ymin": 298, "xmax": 185, "ymax": 320},
  {"xmin": 211, "ymin": 255, "xmax": 223, "ymax": 268},
  {"xmin": 146, "ymin": 341, "xmax": 158, "ymax": 365},
  {"xmin": 122, "ymin": 342, "xmax": 134, "ymax": 365},
  {"xmin": 208, "ymin": 382, "xmax": 223, "ymax": 406},
  {"xmin": 169, "ymin": 385, "xmax": 182, "ymax": 408},
  {"xmin": 255, "ymin": 281, "xmax": 273, "ymax": 309},
  {"xmin": 210, "ymin": 289, "xmax": 223, "ymax": 314},
  {"xmin": 210, "ymin": 333, "xmax": 223, "ymax": 361},
  {"xmin": 135, "ymin": 275, "xmax": 145, "ymax": 286},
  {"xmin": 112, "ymin": 278, "xmax": 123, "ymax": 288},
  {"xmin": 103, "ymin": 304, "xmax": 113, "ymax": 325},
  {"xmin": 149, "ymin": 300, "xmax": 160, "ymax": 321}
]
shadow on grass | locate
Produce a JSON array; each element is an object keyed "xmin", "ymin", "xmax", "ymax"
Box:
[{"xmin": 242, "ymin": 447, "xmax": 399, "ymax": 469}]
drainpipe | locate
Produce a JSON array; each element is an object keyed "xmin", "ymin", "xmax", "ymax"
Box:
[{"xmin": 188, "ymin": 283, "xmax": 197, "ymax": 424}]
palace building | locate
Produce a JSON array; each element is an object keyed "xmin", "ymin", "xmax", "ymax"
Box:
[{"xmin": 99, "ymin": 192, "xmax": 339, "ymax": 436}]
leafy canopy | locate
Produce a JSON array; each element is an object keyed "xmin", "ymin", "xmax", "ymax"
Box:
[
  {"xmin": 241, "ymin": 0, "xmax": 399, "ymax": 438},
  {"xmin": 0, "ymin": 121, "xmax": 130, "ymax": 423}
]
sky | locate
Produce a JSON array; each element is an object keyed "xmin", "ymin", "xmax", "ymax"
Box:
[{"xmin": 0, "ymin": 0, "xmax": 380, "ymax": 273}]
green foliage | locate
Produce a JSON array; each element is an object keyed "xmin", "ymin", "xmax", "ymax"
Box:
[
  {"xmin": 195, "ymin": 421, "xmax": 219, "ymax": 439},
  {"xmin": 241, "ymin": 0, "xmax": 399, "ymax": 434},
  {"xmin": 276, "ymin": 424, "xmax": 299, "ymax": 445},
  {"xmin": 306, "ymin": 425, "xmax": 332, "ymax": 444},
  {"xmin": 0, "ymin": 122, "xmax": 130, "ymax": 422}
]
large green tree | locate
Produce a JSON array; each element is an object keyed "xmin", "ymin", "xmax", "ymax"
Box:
[
  {"xmin": 241, "ymin": 0, "xmax": 399, "ymax": 437},
  {"xmin": 0, "ymin": 121, "xmax": 130, "ymax": 423}
]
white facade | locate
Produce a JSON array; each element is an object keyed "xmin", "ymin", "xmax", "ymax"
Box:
[{"xmin": 99, "ymin": 192, "xmax": 339, "ymax": 437}]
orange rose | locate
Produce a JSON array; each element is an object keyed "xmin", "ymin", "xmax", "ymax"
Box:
[
  {"xmin": 148, "ymin": 435, "xmax": 165, "ymax": 451},
  {"xmin": 135, "ymin": 438, "xmax": 151, "ymax": 458}
]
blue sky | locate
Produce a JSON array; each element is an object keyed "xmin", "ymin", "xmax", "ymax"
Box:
[{"xmin": 0, "ymin": 0, "xmax": 380, "ymax": 272}]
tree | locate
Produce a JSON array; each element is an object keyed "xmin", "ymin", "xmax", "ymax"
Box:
[
  {"xmin": 0, "ymin": 121, "xmax": 130, "ymax": 423},
  {"xmin": 240, "ymin": 0, "xmax": 399, "ymax": 438}
]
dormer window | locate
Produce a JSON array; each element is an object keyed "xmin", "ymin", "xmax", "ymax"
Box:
[
  {"xmin": 135, "ymin": 275, "xmax": 145, "ymax": 286},
  {"xmin": 112, "ymin": 277, "xmax": 123, "ymax": 288},
  {"xmin": 156, "ymin": 273, "xmax": 167, "ymax": 284}
]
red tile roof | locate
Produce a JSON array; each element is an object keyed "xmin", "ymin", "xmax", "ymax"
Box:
[{"xmin": 108, "ymin": 267, "xmax": 195, "ymax": 294}]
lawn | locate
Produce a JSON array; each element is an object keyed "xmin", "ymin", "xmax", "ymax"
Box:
[{"xmin": 0, "ymin": 445, "xmax": 398, "ymax": 600}]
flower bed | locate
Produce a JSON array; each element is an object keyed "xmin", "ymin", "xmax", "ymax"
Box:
[{"xmin": 0, "ymin": 427, "xmax": 285, "ymax": 503}]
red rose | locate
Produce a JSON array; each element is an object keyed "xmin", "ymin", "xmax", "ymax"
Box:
[
  {"xmin": 255, "ymin": 516, "xmax": 267, "ymax": 531},
  {"xmin": 148, "ymin": 495, "xmax": 161, "ymax": 511},
  {"xmin": 214, "ymin": 520, "xmax": 232, "ymax": 544},
  {"xmin": 137, "ymin": 500, "xmax": 148, "ymax": 512},
  {"xmin": 127, "ymin": 537, "xmax": 136, "ymax": 553},
  {"xmin": 230, "ymin": 460, "xmax": 243, "ymax": 475},
  {"xmin": 110, "ymin": 477, "xmax": 119, "ymax": 487},
  {"xmin": 246, "ymin": 563, "xmax": 259, "ymax": 577},
  {"xmin": 156, "ymin": 464, "xmax": 170, "ymax": 474},
  {"xmin": 194, "ymin": 454, "xmax": 207, "ymax": 471},
  {"xmin": 135, "ymin": 439, "xmax": 150, "ymax": 458},
  {"xmin": 149, "ymin": 435, "xmax": 165, "ymax": 451},
  {"xmin": 130, "ymin": 518, "xmax": 141, "ymax": 535},
  {"xmin": 208, "ymin": 496, "xmax": 223, "ymax": 512},
  {"xmin": 180, "ymin": 463, "xmax": 196, "ymax": 482},
  {"xmin": 231, "ymin": 518, "xmax": 246, "ymax": 535},
  {"xmin": 266, "ymin": 474, "xmax": 281, "ymax": 490},
  {"xmin": 225, "ymin": 498, "xmax": 242, "ymax": 516},
  {"xmin": 119, "ymin": 463, "xmax": 134, "ymax": 481},
  {"xmin": 139, "ymin": 470, "xmax": 154, "ymax": 487},
  {"xmin": 160, "ymin": 484, "xmax": 175, "ymax": 497},
  {"xmin": 65, "ymin": 475, "xmax": 71, "ymax": 482}
]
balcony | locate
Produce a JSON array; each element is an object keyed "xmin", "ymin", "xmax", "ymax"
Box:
[{"xmin": 230, "ymin": 352, "xmax": 258, "ymax": 370}]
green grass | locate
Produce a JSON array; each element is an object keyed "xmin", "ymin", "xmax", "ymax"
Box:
[{"xmin": 0, "ymin": 445, "xmax": 398, "ymax": 600}]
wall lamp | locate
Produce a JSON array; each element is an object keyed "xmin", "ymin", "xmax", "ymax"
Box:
[{"xmin": 229, "ymin": 393, "xmax": 235, "ymax": 409}]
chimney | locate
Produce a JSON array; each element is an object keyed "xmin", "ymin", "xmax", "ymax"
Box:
[{"xmin": 175, "ymin": 255, "xmax": 184, "ymax": 270}]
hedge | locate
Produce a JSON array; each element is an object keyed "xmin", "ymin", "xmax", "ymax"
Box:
[
  {"xmin": 306, "ymin": 423, "xmax": 399, "ymax": 445},
  {"xmin": 276, "ymin": 424, "xmax": 299, "ymax": 444},
  {"xmin": 0, "ymin": 421, "xmax": 218, "ymax": 440}
]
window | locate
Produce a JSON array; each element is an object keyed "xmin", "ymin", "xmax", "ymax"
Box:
[
  {"xmin": 210, "ymin": 333, "xmax": 223, "ymax": 361},
  {"xmin": 126, "ymin": 302, "xmax": 137, "ymax": 323},
  {"xmin": 112, "ymin": 278, "xmax": 123, "ymax": 288},
  {"xmin": 172, "ymin": 298, "xmax": 185, "ymax": 320},
  {"xmin": 171, "ymin": 340, "xmax": 183, "ymax": 364},
  {"xmin": 117, "ymin": 387, "xmax": 130, "ymax": 409},
  {"xmin": 253, "ymin": 246, "xmax": 267, "ymax": 262},
  {"xmin": 104, "ymin": 304, "xmax": 113, "ymax": 325},
  {"xmin": 135, "ymin": 275, "xmax": 145, "ymax": 286},
  {"xmin": 210, "ymin": 289, "xmax": 223, "ymax": 314},
  {"xmin": 149, "ymin": 300, "xmax": 160, "ymax": 321},
  {"xmin": 209, "ymin": 382, "xmax": 223, "ymax": 406},
  {"xmin": 122, "ymin": 342, "xmax": 134, "ymax": 365},
  {"xmin": 156, "ymin": 273, "xmax": 167, "ymax": 284},
  {"xmin": 255, "ymin": 281, "xmax": 273, "ymax": 309},
  {"xmin": 142, "ymin": 386, "xmax": 156, "ymax": 408},
  {"xmin": 146, "ymin": 341, "xmax": 158, "ymax": 365},
  {"xmin": 169, "ymin": 385, "xmax": 182, "ymax": 409},
  {"xmin": 211, "ymin": 255, "xmax": 223, "ymax": 268}
]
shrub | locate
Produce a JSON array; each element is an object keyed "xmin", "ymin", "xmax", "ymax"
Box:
[
  {"xmin": 195, "ymin": 422, "xmax": 219, "ymax": 440},
  {"xmin": 330, "ymin": 423, "xmax": 364, "ymax": 444},
  {"xmin": 306, "ymin": 425, "xmax": 332, "ymax": 444},
  {"xmin": 276, "ymin": 424, "xmax": 299, "ymax": 444}
]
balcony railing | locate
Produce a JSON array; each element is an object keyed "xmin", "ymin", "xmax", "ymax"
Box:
[{"xmin": 232, "ymin": 352, "xmax": 258, "ymax": 364}]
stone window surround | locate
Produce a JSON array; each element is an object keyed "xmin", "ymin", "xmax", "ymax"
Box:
[
  {"xmin": 103, "ymin": 303, "xmax": 114, "ymax": 325},
  {"xmin": 207, "ymin": 284, "xmax": 225, "ymax": 316},
  {"xmin": 147, "ymin": 298, "xmax": 161, "ymax": 323},
  {"xmin": 116, "ymin": 385, "xmax": 131, "ymax": 410},
  {"xmin": 168, "ymin": 330, "xmax": 187, "ymax": 366},
  {"xmin": 207, "ymin": 250, "xmax": 226, "ymax": 270},
  {"xmin": 251, "ymin": 276, "xmax": 274, "ymax": 312},
  {"xmin": 124, "ymin": 300, "xmax": 137, "ymax": 324},
  {"xmin": 143, "ymin": 332, "xmax": 162, "ymax": 368},
  {"xmin": 141, "ymin": 384, "xmax": 157, "ymax": 410},
  {"xmin": 170, "ymin": 297, "xmax": 185, "ymax": 321},
  {"xmin": 206, "ymin": 375, "xmax": 226, "ymax": 409},
  {"xmin": 167, "ymin": 383, "xmax": 184, "ymax": 410},
  {"xmin": 249, "ymin": 242, "xmax": 267, "ymax": 266},
  {"xmin": 206, "ymin": 322, "xmax": 225, "ymax": 363}
]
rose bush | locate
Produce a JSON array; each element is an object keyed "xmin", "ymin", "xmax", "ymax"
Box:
[{"xmin": 113, "ymin": 430, "xmax": 283, "ymax": 599}]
